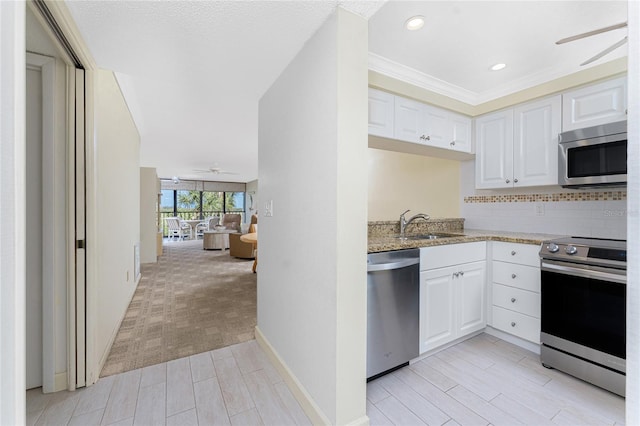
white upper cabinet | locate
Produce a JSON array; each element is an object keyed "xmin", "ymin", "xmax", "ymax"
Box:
[
  {"xmin": 513, "ymin": 95, "xmax": 561, "ymax": 187},
  {"xmin": 394, "ymin": 96, "xmax": 427, "ymax": 143},
  {"xmin": 476, "ymin": 95, "xmax": 561, "ymax": 189},
  {"xmin": 369, "ymin": 89, "xmax": 474, "ymax": 155},
  {"xmin": 562, "ymin": 76, "xmax": 627, "ymax": 131},
  {"xmin": 368, "ymin": 88, "xmax": 395, "ymax": 138},
  {"xmin": 475, "ymin": 110, "xmax": 514, "ymax": 189},
  {"xmin": 450, "ymin": 113, "xmax": 473, "ymax": 153},
  {"xmin": 423, "ymin": 105, "xmax": 450, "ymax": 148}
]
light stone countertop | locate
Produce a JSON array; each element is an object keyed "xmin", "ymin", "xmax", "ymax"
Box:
[{"xmin": 367, "ymin": 228, "xmax": 568, "ymax": 253}]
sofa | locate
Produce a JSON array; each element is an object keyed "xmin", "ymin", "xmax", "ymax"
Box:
[{"xmin": 229, "ymin": 214, "xmax": 258, "ymax": 259}]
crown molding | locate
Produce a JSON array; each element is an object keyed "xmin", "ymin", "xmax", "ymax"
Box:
[
  {"xmin": 368, "ymin": 53, "xmax": 478, "ymax": 104},
  {"xmin": 368, "ymin": 52, "xmax": 628, "ymax": 106}
]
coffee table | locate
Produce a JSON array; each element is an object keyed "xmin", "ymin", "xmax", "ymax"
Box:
[{"xmin": 203, "ymin": 229, "xmax": 236, "ymax": 250}]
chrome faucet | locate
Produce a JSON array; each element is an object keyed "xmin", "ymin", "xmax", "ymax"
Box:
[{"xmin": 399, "ymin": 209, "xmax": 430, "ymax": 238}]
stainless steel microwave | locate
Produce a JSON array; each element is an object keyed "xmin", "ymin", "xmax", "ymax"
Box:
[{"xmin": 558, "ymin": 120, "xmax": 627, "ymax": 188}]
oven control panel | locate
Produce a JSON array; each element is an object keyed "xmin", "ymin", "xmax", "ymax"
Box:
[
  {"xmin": 540, "ymin": 237, "xmax": 627, "ymax": 270},
  {"xmin": 541, "ymin": 243, "xmax": 589, "ymax": 259}
]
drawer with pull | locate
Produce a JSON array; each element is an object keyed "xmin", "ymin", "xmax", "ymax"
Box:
[
  {"xmin": 492, "ymin": 261, "xmax": 540, "ymax": 293},
  {"xmin": 492, "ymin": 241, "xmax": 540, "ymax": 266},
  {"xmin": 492, "ymin": 305, "xmax": 540, "ymax": 343},
  {"xmin": 492, "ymin": 283, "xmax": 540, "ymax": 318}
]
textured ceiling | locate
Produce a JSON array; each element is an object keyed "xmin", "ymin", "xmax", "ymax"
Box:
[
  {"xmin": 66, "ymin": 0, "xmax": 386, "ymax": 183},
  {"xmin": 66, "ymin": 0, "xmax": 628, "ymax": 184}
]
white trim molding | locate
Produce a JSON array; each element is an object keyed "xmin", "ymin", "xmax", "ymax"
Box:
[
  {"xmin": 369, "ymin": 52, "xmax": 628, "ymax": 106},
  {"xmin": 368, "ymin": 52, "xmax": 478, "ymax": 105},
  {"xmin": 255, "ymin": 326, "xmax": 334, "ymax": 426},
  {"xmin": 26, "ymin": 51, "xmax": 64, "ymax": 393},
  {"xmin": 0, "ymin": 1, "xmax": 26, "ymax": 423}
]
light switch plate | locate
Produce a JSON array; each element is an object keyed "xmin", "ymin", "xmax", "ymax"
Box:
[{"xmin": 265, "ymin": 200, "xmax": 273, "ymax": 217}]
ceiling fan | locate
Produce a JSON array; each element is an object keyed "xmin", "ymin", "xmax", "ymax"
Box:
[
  {"xmin": 556, "ymin": 21, "xmax": 627, "ymax": 66},
  {"xmin": 192, "ymin": 166, "xmax": 237, "ymax": 175}
]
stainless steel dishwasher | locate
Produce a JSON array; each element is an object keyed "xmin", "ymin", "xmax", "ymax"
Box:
[{"xmin": 367, "ymin": 248, "xmax": 420, "ymax": 380}]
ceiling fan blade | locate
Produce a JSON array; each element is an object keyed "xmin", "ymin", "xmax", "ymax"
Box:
[
  {"xmin": 580, "ymin": 36, "xmax": 628, "ymax": 66},
  {"xmin": 556, "ymin": 21, "xmax": 627, "ymax": 45}
]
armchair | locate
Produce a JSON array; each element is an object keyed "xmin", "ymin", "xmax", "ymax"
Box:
[
  {"xmin": 166, "ymin": 217, "xmax": 190, "ymax": 241},
  {"xmin": 229, "ymin": 214, "xmax": 258, "ymax": 259},
  {"xmin": 221, "ymin": 213, "xmax": 242, "ymax": 232}
]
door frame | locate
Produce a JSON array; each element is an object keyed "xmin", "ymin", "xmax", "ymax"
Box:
[
  {"xmin": 28, "ymin": 0, "xmax": 98, "ymax": 388},
  {"xmin": 25, "ymin": 51, "xmax": 57, "ymax": 392}
]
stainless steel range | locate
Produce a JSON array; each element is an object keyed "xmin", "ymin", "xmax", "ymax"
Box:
[{"xmin": 539, "ymin": 237, "xmax": 626, "ymax": 397}]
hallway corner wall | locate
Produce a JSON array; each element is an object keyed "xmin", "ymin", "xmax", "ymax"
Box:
[{"xmin": 89, "ymin": 69, "xmax": 141, "ymax": 381}]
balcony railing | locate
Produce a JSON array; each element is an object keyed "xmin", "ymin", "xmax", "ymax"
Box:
[{"xmin": 159, "ymin": 210, "xmax": 245, "ymax": 237}]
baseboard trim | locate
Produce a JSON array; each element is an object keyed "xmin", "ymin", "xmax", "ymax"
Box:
[
  {"xmin": 484, "ymin": 326, "xmax": 541, "ymax": 354},
  {"xmin": 95, "ymin": 285, "xmax": 139, "ymax": 383},
  {"xmin": 53, "ymin": 372, "xmax": 68, "ymax": 392},
  {"xmin": 344, "ymin": 415, "xmax": 370, "ymax": 426},
  {"xmin": 411, "ymin": 330, "xmax": 484, "ymax": 363},
  {"xmin": 254, "ymin": 326, "xmax": 332, "ymax": 425}
]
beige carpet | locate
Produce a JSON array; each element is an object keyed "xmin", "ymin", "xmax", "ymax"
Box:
[{"xmin": 100, "ymin": 239, "xmax": 256, "ymax": 377}]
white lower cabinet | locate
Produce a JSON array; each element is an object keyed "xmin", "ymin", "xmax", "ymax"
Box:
[
  {"xmin": 491, "ymin": 306, "xmax": 540, "ymax": 343},
  {"xmin": 420, "ymin": 242, "xmax": 486, "ymax": 354},
  {"xmin": 488, "ymin": 241, "xmax": 541, "ymax": 344},
  {"xmin": 420, "ymin": 267, "xmax": 455, "ymax": 351},
  {"xmin": 417, "ymin": 240, "xmax": 542, "ymax": 354}
]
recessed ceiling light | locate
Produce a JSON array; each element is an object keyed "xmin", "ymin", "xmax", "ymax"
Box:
[
  {"xmin": 490, "ymin": 63, "xmax": 507, "ymax": 71},
  {"xmin": 405, "ymin": 15, "xmax": 425, "ymax": 31}
]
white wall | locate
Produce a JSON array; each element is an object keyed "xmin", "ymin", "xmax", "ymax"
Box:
[
  {"xmin": 460, "ymin": 159, "xmax": 627, "ymax": 238},
  {"xmin": 0, "ymin": 1, "xmax": 26, "ymax": 423},
  {"xmin": 140, "ymin": 167, "xmax": 158, "ymax": 264},
  {"xmin": 626, "ymin": 1, "xmax": 639, "ymax": 423},
  {"xmin": 368, "ymin": 148, "xmax": 460, "ymax": 221},
  {"xmin": 90, "ymin": 69, "xmax": 141, "ymax": 378},
  {"xmin": 257, "ymin": 8, "xmax": 368, "ymax": 425}
]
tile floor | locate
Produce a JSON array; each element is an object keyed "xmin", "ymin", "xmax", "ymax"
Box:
[
  {"xmin": 27, "ymin": 333, "xmax": 625, "ymax": 426},
  {"xmin": 367, "ymin": 333, "xmax": 625, "ymax": 426},
  {"xmin": 26, "ymin": 340, "xmax": 310, "ymax": 426}
]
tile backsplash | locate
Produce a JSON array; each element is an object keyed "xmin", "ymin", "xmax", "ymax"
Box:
[{"xmin": 461, "ymin": 191, "xmax": 627, "ymax": 239}]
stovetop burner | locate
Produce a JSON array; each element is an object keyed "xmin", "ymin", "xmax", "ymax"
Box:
[{"xmin": 540, "ymin": 236, "xmax": 626, "ymax": 269}]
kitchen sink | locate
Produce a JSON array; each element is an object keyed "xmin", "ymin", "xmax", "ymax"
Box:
[{"xmin": 396, "ymin": 233, "xmax": 460, "ymax": 240}]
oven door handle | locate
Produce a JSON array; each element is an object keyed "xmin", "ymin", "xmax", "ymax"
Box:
[{"xmin": 541, "ymin": 260, "xmax": 626, "ymax": 284}]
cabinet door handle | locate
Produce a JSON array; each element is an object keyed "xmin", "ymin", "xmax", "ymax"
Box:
[
  {"xmin": 450, "ymin": 141, "xmax": 456, "ymax": 146},
  {"xmin": 459, "ymin": 271, "xmax": 464, "ymax": 276},
  {"xmin": 453, "ymin": 272, "xmax": 459, "ymax": 278},
  {"xmin": 511, "ymin": 322, "xmax": 516, "ymax": 327},
  {"xmin": 511, "ymin": 273, "xmax": 517, "ymax": 279},
  {"xmin": 514, "ymin": 178, "xmax": 519, "ymax": 183},
  {"xmin": 511, "ymin": 251, "xmax": 517, "ymax": 256},
  {"xmin": 511, "ymin": 297, "xmax": 516, "ymax": 303},
  {"xmin": 425, "ymin": 135, "xmax": 430, "ymax": 141},
  {"xmin": 506, "ymin": 179, "xmax": 510, "ymax": 184}
]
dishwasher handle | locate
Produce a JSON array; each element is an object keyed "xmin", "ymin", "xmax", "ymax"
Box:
[{"xmin": 367, "ymin": 257, "xmax": 420, "ymax": 272}]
